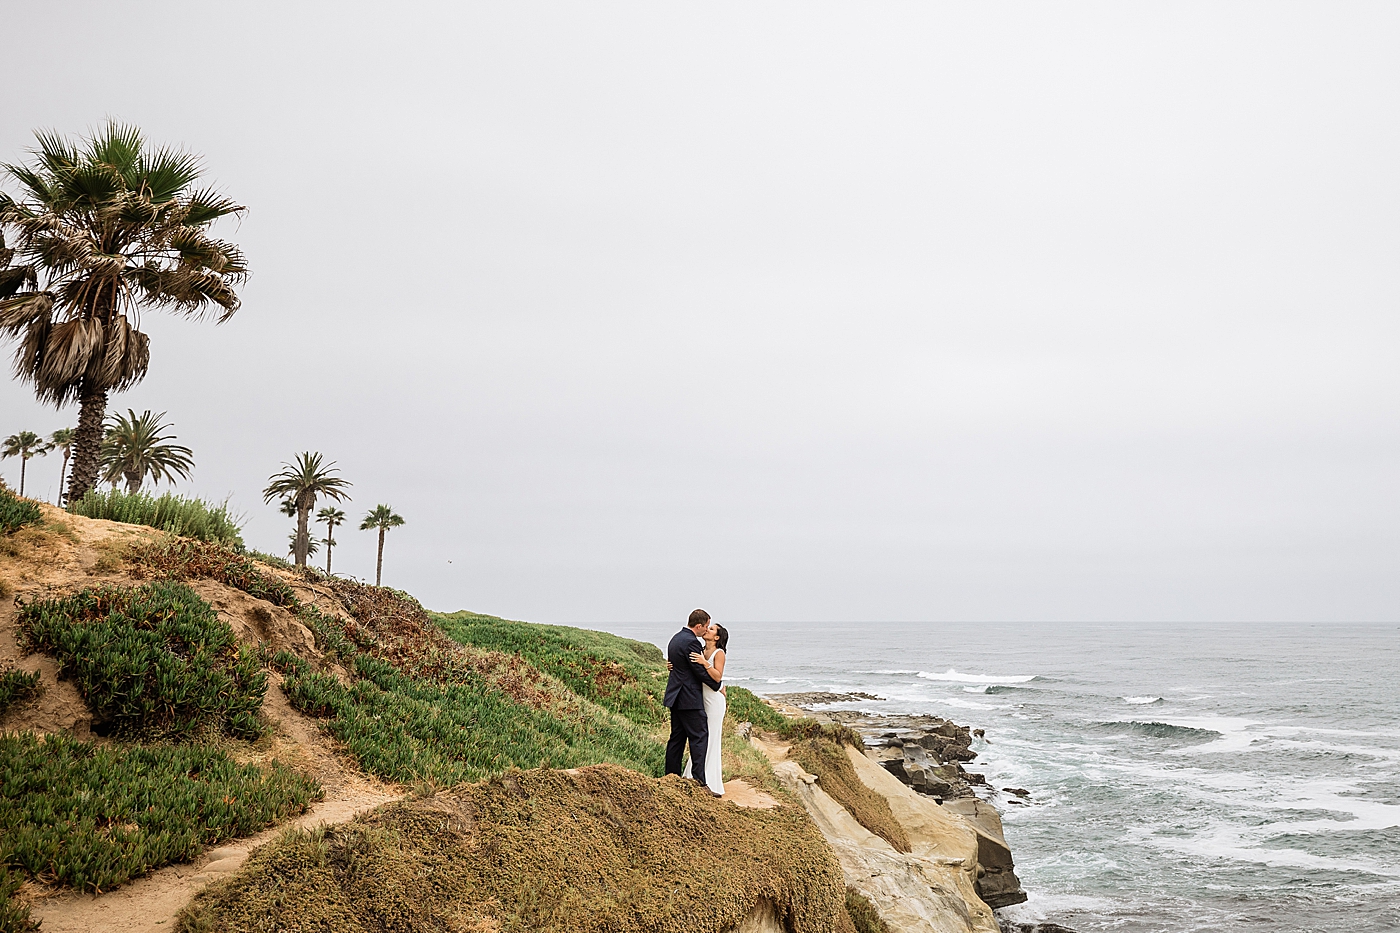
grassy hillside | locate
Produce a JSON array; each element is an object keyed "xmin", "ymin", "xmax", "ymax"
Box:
[
  {"xmin": 180, "ymin": 765, "xmax": 854, "ymax": 933},
  {"xmin": 1, "ymin": 523, "xmax": 864, "ymax": 933}
]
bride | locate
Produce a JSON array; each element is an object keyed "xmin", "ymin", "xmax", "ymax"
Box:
[{"xmin": 682, "ymin": 622, "xmax": 728, "ymax": 796}]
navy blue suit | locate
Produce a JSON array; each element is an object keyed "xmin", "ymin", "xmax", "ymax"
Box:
[{"xmin": 663, "ymin": 627, "xmax": 722, "ymax": 778}]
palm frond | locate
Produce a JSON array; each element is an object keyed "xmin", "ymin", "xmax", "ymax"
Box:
[
  {"xmin": 182, "ymin": 188, "xmax": 246, "ymax": 227},
  {"xmin": 0, "ymin": 291, "xmax": 52, "ymax": 335},
  {"xmin": 87, "ymin": 123, "xmax": 145, "ymax": 177},
  {"xmin": 138, "ymin": 146, "xmax": 203, "ymax": 203}
]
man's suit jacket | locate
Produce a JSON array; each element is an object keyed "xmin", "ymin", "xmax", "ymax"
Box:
[{"xmin": 663, "ymin": 628, "xmax": 721, "ymax": 710}]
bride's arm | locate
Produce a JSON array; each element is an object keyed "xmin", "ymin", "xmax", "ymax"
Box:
[{"xmin": 689, "ymin": 649, "xmax": 724, "ymax": 688}]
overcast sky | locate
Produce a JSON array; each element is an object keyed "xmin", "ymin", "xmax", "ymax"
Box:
[{"xmin": 2, "ymin": 3, "xmax": 1397, "ymax": 623}]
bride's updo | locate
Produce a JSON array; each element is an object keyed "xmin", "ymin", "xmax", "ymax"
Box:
[{"xmin": 713, "ymin": 624, "xmax": 729, "ymax": 652}]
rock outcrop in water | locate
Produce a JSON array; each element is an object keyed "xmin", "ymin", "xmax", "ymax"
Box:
[{"xmin": 767, "ymin": 693, "xmax": 1029, "ymax": 911}]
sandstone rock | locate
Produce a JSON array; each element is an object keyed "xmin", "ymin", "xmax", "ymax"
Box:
[{"xmin": 941, "ymin": 797, "xmax": 1026, "ymax": 909}]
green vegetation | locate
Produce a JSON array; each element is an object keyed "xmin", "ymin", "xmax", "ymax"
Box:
[
  {"xmin": 98, "ymin": 409, "xmax": 194, "ymax": 493},
  {"xmin": 0, "ymin": 732, "xmax": 320, "ymax": 893},
  {"xmin": 0, "ymin": 863, "xmax": 37, "ymax": 933},
  {"xmin": 281, "ymin": 583, "xmax": 667, "ymax": 785},
  {"xmin": 845, "ymin": 887, "xmax": 890, "ymax": 933},
  {"xmin": 179, "ymin": 764, "xmax": 853, "ymax": 933},
  {"xmin": 0, "ymin": 486, "xmax": 42, "ymax": 535},
  {"xmin": 68, "ymin": 488, "xmax": 243, "ymax": 546},
  {"xmin": 0, "ymin": 122, "xmax": 248, "ymax": 503},
  {"xmin": 0, "ymin": 669, "xmax": 41, "ymax": 716},
  {"xmin": 17, "ymin": 581, "xmax": 267, "ymax": 739},
  {"xmin": 130, "ymin": 537, "xmax": 296, "ymax": 606},
  {"xmin": 435, "ymin": 610, "xmax": 669, "ymax": 724},
  {"xmin": 263, "ymin": 452, "xmax": 351, "ymax": 568},
  {"xmin": 281, "ymin": 652, "xmax": 663, "ymax": 785},
  {"xmin": 789, "ymin": 735, "xmax": 910, "ymax": 853}
]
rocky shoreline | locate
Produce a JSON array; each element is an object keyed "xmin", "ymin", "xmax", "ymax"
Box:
[{"xmin": 766, "ymin": 692, "xmax": 1032, "ymax": 913}]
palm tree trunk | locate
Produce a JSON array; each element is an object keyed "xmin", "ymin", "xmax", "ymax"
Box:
[
  {"xmin": 58, "ymin": 450, "xmax": 71, "ymax": 505},
  {"xmin": 325, "ymin": 521, "xmax": 333, "ymax": 574},
  {"xmin": 295, "ymin": 504, "xmax": 311, "ymax": 567},
  {"xmin": 124, "ymin": 472, "xmax": 141, "ymax": 494},
  {"xmin": 67, "ymin": 382, "xmax": 108, "ymax": 503},
  {"xmin": 376, "ymin": 527, "xmax": 385, "ymax": 586},
  {"xmin": 18, "ymin": 456, "xmax": 26, "ymax": 497}
]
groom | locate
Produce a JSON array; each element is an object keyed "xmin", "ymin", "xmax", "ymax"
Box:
[{"xmin": 664, "ymin": 608, "xmax": 721, "ymax": 782}]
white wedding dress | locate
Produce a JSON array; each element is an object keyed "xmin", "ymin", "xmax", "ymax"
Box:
[{"xmin": 682, "ymin": 649, "xmax": 726, "ymax": 796}]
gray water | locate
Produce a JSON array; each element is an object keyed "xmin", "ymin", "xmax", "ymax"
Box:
[{"xmin": 604, "ymin": 620, "xmax": 1400, "ymax": 932}]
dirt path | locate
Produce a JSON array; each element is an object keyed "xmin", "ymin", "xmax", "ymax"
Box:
[{"xmin": 723, "ymin": 778, "xmax": 780, "ymax": 809}]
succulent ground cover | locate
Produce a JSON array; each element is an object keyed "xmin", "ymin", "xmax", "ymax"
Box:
[
  {"xmin": 127, "ymin": 537, "xmax": 297, "ymax": 606},
  {"xmin": 0, "ymin": 669, "xmax": 41, "ymax": 717},
  {"xmin": 281, "ymin": 591, "xmax": 668, "ymax": 784},
  {"xmin": 435, "ymin": 610, "xmax": 671, "ymax": 724},
  {"xmin": 16, "ymin": 581, "xmax": 267, "ymax": 739},
  {"xmin": 179, "ymin": 764, "xmax": 854, "ymax": 933},
  {"xmin": 0, "ymin": 488, "xmax": 42, "ymax": 536},
  {"xmin": 0, "ymin": 732, "xmax": 320, "ymax": 894}
]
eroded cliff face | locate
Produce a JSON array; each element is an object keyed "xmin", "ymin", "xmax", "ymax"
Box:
[{"xmin": 753, "ymin": 733, "xmax": 1002, "ymax": 933}]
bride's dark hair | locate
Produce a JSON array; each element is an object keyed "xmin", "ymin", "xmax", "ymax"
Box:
[{"xmin": 713, "ymin": 624, "xmax": 729, "ymax": 652}]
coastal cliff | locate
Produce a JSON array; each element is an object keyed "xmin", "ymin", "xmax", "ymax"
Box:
[{"xmin": 756, "ymin": 695, "xmax": 1029, "ymax": 931}]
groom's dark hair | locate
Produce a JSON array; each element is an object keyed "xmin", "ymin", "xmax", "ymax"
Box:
[{"xmin": 687, "ymin": 608, "xmax": 711, "ymax": 628}]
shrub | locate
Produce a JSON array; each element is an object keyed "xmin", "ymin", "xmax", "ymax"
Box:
[
  {"xmin": 281, "ymin": 653, "xmax": 664, "ymax": 785},
  {"xmin": 845, "ymin": 886, "xmax": 889, "ymax": 933},
  {"xmin": 0, "ymin": 488, "xmax": 42, "ymax": 536},
  {"xmin": 179, "ymin": 764, "xmax": 851, "ymax": 933},
  {"xmin": 68, "ymin": 488, "xmax": 243, "ymax": 547},
  {"xmin": 128, "ymin": 538, "xmax": 296, "ymax": 607},
  {"xmin": 435, "ymin": 611, "xmax": 670, "ymax": 724},
  {"xmin": 0, "ymin": 670, "xmax": 41, "ymax": 717},
  {"xmin": 17, "ymin": 581, "xmax": 267, "ymax": 739},
  {"xmin": 0, "ymin": 732, "xmax": 320, "ymax": 893},
  {"xmin": 789, "ymin": 736, "xmax": 910, "ymax": 853},
  {"xmin": 0, "ymin": 862, "xmax": 37, "ymax": 933}
]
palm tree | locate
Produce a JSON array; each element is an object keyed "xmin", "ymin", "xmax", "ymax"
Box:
[
  {"xmin": 48, "ymin": 427, "xmax": 75, "ymax": 503},
  {"xmin": 98, "ymin": 410, "xmax": 193, "ymax": 494},
  {"xmin": 360, "ymin": 505, "xmax": 405, "ymax": 587},
  {"xmin": 263, "ymin": 453, "xmax": 351, "ymax": 568},
  {"xmin": 0, "ymin": 123, "xmax": 247, "ymax": 504},
  {"xmin": 288, "ymin": 531, "xmax": 320, "ymax": 559},
  {"xmin": 317, "ymin": 506, "xmax": 346, "ymax": 574},
  {"xmin": 1, "ymin": 430, "xmax": 48, "ymax": 497}
]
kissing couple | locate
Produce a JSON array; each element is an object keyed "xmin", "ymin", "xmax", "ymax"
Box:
[{"xmin": 663, "ymin": 608, "xmax": 730, "ymax": 797}]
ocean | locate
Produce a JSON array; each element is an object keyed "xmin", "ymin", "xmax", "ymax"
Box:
[{"xmin": 604, "ymin": 619, "xmax": 1400, "ymax": 933}]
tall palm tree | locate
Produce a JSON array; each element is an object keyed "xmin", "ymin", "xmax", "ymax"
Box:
[
  {"xmin": 98, "ymin": 409, "xmax": 193, "ymax": 494},
  {"xmin": 360, "ymin": 505, "xmax": 405, "ymax": 587},
  {"xmin": 317, "ymin": 506, "xmax": 346, "ymax": 574},
  {"xmin": 1, "ymin": 430, "xmax": 48, "ymax": 497},
  {"xmin": 48, "ymin": 426, "xmax": 75, "ymax": 503},
  {"xmin": 288, "ymin": 531, "xmax": 320, "ymax": 559},
  {"xmin": 263, "ymin": 453, "xmax": 351, "ymax": 568},
  {"xmin": 0, "ymin": 123, "xmax": 247, "ymax": 504}
]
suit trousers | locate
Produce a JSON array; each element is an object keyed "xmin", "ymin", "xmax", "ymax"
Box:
[{"xmin": 665, "ymin": 707, "xmax": 709, "ymax": 779}]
